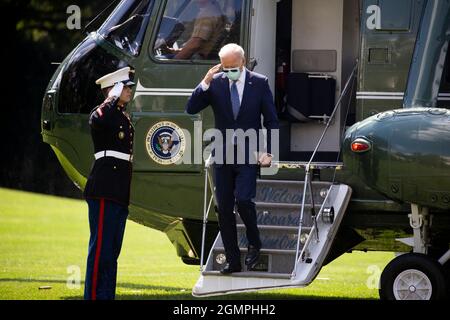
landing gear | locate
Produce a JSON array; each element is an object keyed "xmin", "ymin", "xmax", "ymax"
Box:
[
  {"xmin": 380, "ymin": 204, "xmax": 450, "ymax": 300},
  {"xmin": 379, "ymin": 253, "xmax": 447, "ymax": 300}
]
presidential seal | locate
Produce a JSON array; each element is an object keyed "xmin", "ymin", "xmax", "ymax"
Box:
[{"xmin": 145, "ymin": 121, "xmax": 186, "ymax": 165}]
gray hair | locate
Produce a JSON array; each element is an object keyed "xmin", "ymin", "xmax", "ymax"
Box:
[{"xmin": 218, "ymin": 43, "xmax": 245, "ymax": 60}]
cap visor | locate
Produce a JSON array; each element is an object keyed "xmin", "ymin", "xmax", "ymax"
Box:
[{"xmin": 123, "ymin": 80, "xmax": 135, "ymax": 87}]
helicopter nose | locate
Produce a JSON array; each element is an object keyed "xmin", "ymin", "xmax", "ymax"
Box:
[{"xmin": 344, "ymin": 108, "xmax": 450, "ymax": 209}]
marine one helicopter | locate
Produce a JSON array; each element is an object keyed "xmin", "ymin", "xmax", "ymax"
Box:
[{"xmin": 42, "ymin": 0, "xmax": 450, "ymax": 299}]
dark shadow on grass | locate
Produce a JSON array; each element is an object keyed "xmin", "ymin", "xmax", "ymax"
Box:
[
  {"xmin": 0, "ymin": 278, "xmax": 375, "ymax": 301},
  {"xmin": 114, "ymin": 292, "xmax": 374, "ymax": 301}
]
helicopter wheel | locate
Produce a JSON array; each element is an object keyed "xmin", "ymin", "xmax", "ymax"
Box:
[
  {"xmin": 379, "ymin": 253, "xmax": 447, "ymax": 300},
  {"xmin": 444, "ymin": 261, "xmax": 450, "ymax": 300}
]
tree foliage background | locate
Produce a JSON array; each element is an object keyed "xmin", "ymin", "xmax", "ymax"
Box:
[{"xmin": 1, "ymin": 0, "xmax": 116, "ymax": 198}]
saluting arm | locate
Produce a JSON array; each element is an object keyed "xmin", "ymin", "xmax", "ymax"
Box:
[
  {"xmin": 89, "ymin": 82, "xmax": 124, "ymax": 129},
  {"xmin": 186, "ymin": 83, "xmax": 211, "ymax": 115},
  {"xmin": 186, "ymin": 64, "xmax": 222, "ymax": 115},
  {"xmin": 89, "ymin": 97, "xmax": 119, "ymax": 130}
]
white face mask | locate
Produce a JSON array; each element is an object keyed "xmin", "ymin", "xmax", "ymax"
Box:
[{"xmin": 223, "ymin": 67, "xmax": 241, "ymax": 81}]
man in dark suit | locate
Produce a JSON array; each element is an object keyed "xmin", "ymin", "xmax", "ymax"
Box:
[{"xmin": 186, "ymin": 43, "xmax": 279, "ymax": 274}]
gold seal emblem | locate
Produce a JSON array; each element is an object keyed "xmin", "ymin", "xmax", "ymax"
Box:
[
  {"xmin": 145, "ymin": 121, "xmax": 186, "ymax": 165},
  {"xmin": 118, "ymin": 131, "xmax": 125, "ymax": 139}
]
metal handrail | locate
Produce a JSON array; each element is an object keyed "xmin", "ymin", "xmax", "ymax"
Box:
[
  {"xmin": 307, "ymin": 62, "xmax": 358, "ymax": 168},
  {"xmin": 271, "ymin": 161, "xmax": 344, "ymax": 168},
  {"xmin": 290, "ymin": 184, "xmax": 334, "ymax": 279},
  {"xmin": 291, "ymin": 62, "xmax": 358, "ymax": 278},
  {"xmin": 200, "ymin": 156, "xmax": 215, "ymax": 271}
]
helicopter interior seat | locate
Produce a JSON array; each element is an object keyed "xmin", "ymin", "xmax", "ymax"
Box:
[
  {"xmin": 162, "ymin": 16, "xmax": 186, "ymax": 48},
  {"xmin": 285, "ymin": 50, "xmax": 337, "ymax": 122},
  {"xmin": 153, "ymin": 16, "xmax": 186, "ymax": 52}
]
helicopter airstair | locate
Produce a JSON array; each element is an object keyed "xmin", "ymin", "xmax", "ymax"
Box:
[
  {"xmin": 192, "ymin": 64, "xmax": 357, "ymax": 297},
  {"xmin": 192, "ymin": 163, "xmax": 352, "ymax": 297}
]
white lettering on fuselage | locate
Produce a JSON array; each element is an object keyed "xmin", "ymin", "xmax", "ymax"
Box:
[{"xmin": 366, "ymin": 5, "xmax": 381, "ymax": 30}]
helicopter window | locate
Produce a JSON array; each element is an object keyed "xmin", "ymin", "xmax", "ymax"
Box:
[
  {"xmin": 377, "ymin": 0, "xmax": 412, "ymax": 31},
  {"xmin": 152, "ymin": 0, "xmax": 243, "ymax": 61},
  {"xmin": 98, "ymin": 0, "xmax": 155, "ymax": 57},
  {"xmin": 58, "ymin": 38, "xmax": 128, "ymax": 114}
]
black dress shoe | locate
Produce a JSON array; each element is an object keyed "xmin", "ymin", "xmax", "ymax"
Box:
[
  {"xmin": 245, "ymin": 246, "xmax": 260, "ymax": 269},
  {"xmin": 220, "ymin": 263, "xmax": 242, "ymax": 275}
]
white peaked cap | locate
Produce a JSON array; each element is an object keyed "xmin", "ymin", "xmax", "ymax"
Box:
[{"xmin": 95, "ymin": 67, "xmax": 135, "ymax": 89}]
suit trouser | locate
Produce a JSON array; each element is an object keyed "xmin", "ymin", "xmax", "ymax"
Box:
[
  {"xmin": 214, "ymin": 163, "xmax": 262, "ymax": 266},
  {"xmin": 84, "ymin": 199, "xmax": 128, "ymax": 300}
]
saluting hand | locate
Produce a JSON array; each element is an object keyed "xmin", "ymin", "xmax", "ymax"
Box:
[
  {"xmin": 203, "ymin": 64, "xmax": 222, "ymax": 86},
  {"xmin": 108, "ymin": 82, "xmax": 124, "ymax": 99}
]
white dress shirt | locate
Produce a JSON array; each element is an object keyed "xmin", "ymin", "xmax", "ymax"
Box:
[{"xmin": 200, "ymin": 68, "xmax": 246, "ymax": 104}]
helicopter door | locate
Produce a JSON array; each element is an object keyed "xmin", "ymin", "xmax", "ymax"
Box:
[
  {"xmin": 268, "ymin": 0, "xmax": 360, "ymax": 162},
  {"xmin": 248, "ymin": 0, "xmax": 277, "ymax": 93}
]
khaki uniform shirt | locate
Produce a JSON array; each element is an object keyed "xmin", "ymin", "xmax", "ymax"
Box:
[{"xmin": 191, "ymin": 2, "xmax": 226, "ymax": 58}]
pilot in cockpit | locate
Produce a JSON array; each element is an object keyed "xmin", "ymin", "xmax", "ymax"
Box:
[{"xmin": 157, "ymin": 0, "xmax": 228, "ymax": 60}]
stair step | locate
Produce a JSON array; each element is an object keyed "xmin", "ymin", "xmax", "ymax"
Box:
[
  {"xmin": 235, "ymin": 202, "xmax": 319, "ymax": 227},
  {"xmin": 235, "ymin": 228, "xmax": 305, "ymax": 251},
  {"xmin": 273, "ymin": 161, "xmax": 344, "ymax": 170},
  {"xmin": 257, "ymin": 180, "xmax": 334, "ymax": 186},
  {"xmin": 236, "ymin": 224, "xmax": 309, "ymax": 232},
  {"xmin": 255, "ymin": 179, "xmax": 332, "ymax": 204},
  {"xmin": 255, "ymin": 202, "xmax": 320, "ymax": 209},
  {"xmin": 211, "ymin": 247, "xmax": 297, "ymax": 274},
  {"xmin": 233, "ymin": 221, "xmax": 312, "ymax": 251},
  {"xmin": 202, "ymin": 271, "xmax": 291, "ymax": 279},
  {"xmin": 214, "ymin": 247, "xmax": 296, "ymax": 255}
]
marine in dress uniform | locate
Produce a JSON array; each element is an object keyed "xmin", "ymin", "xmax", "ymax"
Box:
[
  {"xmin": 83, "ymin": 67, "xmax": 135, "ymax": 300},
  {"xmin": 186, "ymin": 44, "xmax": 279, "ymax": 274}
]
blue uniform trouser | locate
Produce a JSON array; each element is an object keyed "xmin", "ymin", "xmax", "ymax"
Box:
[
  {"xmin": 84, "ymin": 199, "xmax": 128, "ymax": 300},
  {"xmin": 214, "ymin": 164, "xmax": 261, "ymax": 267}
]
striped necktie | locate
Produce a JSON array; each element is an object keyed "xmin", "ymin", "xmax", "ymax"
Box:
[{"xmin": 230, "ymin": 80, "xmax": 240, "ymax": 120}]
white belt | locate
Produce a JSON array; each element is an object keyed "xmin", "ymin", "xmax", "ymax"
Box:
[{"xmin": 94, "ymin": 150, "xmax": 133, "ymax": 162}]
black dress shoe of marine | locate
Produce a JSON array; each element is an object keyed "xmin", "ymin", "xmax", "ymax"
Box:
[
  {"xmin": 245, "ymin": 245, "xmax": 260, "ymax": 269},
  {"xmin": 220, "ymin": 263, "xmax": 242, "ymax": 275}
]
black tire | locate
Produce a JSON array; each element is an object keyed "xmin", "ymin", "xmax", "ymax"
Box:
[
  {"xmin": 379, "ymin": 253, "xmax": 447, "ymax": 300},
  {"xmin": 444, "ymin": 261, "xmax": 450, "ymax": 300}
]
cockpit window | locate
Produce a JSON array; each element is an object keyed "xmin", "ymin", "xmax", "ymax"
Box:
[
  {"xmin": 98, "ymin": 0, "xmax": 154, "ymax": 57},
  {"xmin": 153, "ymin": 0, "xmax": 243, "ymax": 61}
]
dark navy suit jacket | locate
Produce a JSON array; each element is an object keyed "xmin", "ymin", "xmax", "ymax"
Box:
[{"xmin": 186, "ymin": 69, "xmax": 279, "ymax": 165}]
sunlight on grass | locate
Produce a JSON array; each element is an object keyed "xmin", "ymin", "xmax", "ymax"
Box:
[{"xmin": 0, "ymin": 187, "xmax": 393, "ymax": 300}]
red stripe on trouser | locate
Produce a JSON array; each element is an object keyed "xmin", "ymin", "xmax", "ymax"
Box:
[{"xmin": 91, "ymin": 198, "xmax": 105, "ymax": 300}]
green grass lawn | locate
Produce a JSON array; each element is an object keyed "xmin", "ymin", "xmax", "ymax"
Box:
[{"xmin": 0, "ymin": 187, "xmax": 393, "ymax": 300}]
